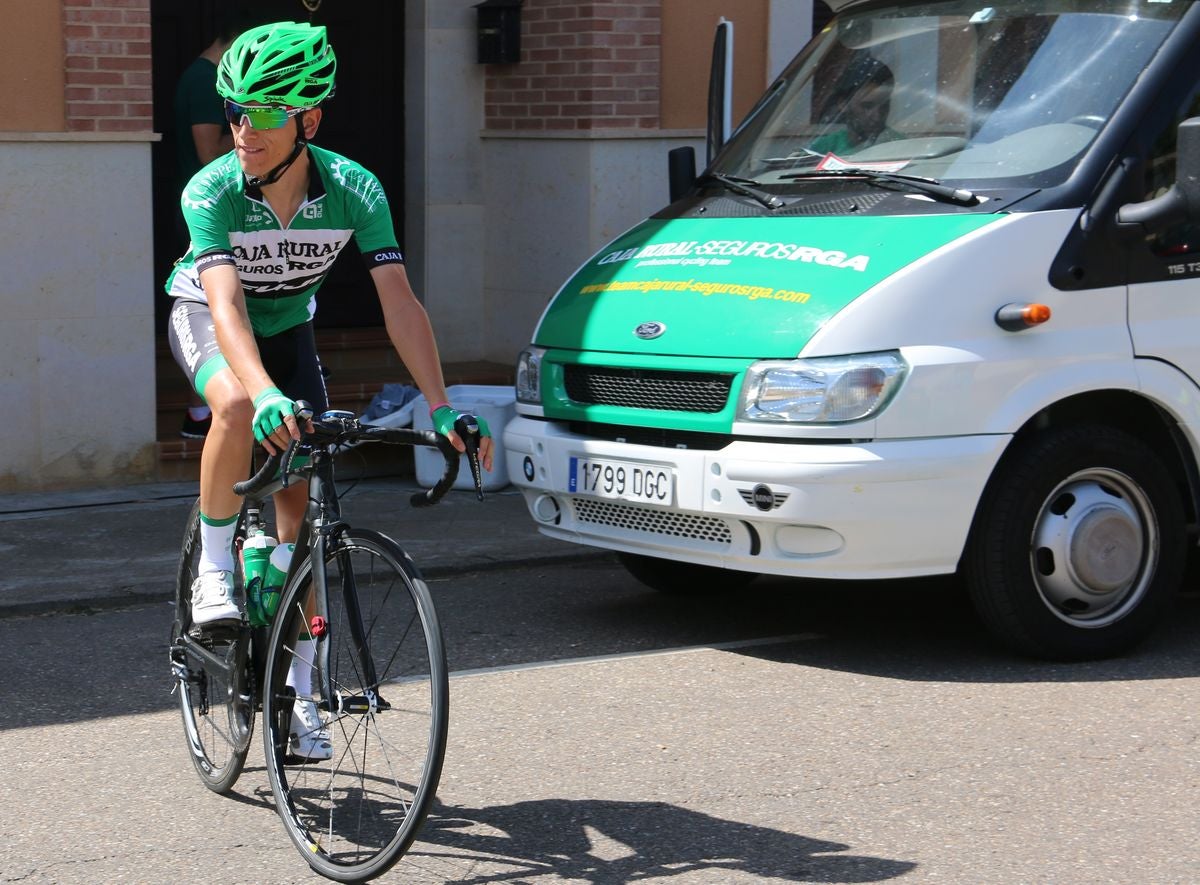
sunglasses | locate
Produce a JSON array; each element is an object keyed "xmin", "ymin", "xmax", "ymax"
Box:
[{"xmin": 223, "ymin": 100, "xmax": 309, "ymax": 130}]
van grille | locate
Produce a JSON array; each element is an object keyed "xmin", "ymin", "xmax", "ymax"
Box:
[
  {"xmin": 563, "ymin": 365, "xmax": 733, "ymax": 413},
  {"xmin": 572, "ymin": 498, "xmax": 733, "ymax": 544},
  {"xmin": 779, "ymin": 192, "xmax": 889, "ymax": 215},
  {"xmin": 568, "ymin": 422, "xmax": 730, "ymax": 450}
]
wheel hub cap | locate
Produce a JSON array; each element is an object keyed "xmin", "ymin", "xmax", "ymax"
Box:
[
  {"xmin": 1067, "ymin": 505, "xmax": 1142, "ymax": 592},
  {"xmin": 1031, "ymin": 473, "xmax": 1154, "ymax": 624}
]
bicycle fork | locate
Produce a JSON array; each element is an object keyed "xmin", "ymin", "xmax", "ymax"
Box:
[{"xmin": 309, "ymin": 523, "xmax": 390, "ymax": 718}]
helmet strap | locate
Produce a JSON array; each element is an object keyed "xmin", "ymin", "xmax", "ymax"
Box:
[{"xmin": 244, "ymin": 115, "xmax": 309, "ymax": 189}]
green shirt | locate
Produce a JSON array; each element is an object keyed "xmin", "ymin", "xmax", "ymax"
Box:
[
  {"xmin": 173, "ymin": 57, "xmax": 224, "ymax": 186},
  {"xmin": 165, "ymin": 144, "xmax": 403, "ymax": 337},
  {"xmin": 809, "ymin": 126, "xmax": 903, "ymax": 157}
]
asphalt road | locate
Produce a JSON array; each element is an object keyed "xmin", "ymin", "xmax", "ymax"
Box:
[{"xmin": 4, "ymin": 557, "xmax": 1200, "ymax": 884}]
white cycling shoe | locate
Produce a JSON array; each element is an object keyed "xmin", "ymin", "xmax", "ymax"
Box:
[
  {"xmin": 190, "ymin": 570, "xmax": 240, "ymax": 625},
  {"xmin": 290, "ymin": 698, "xmax": 333, "ymax": 761}
]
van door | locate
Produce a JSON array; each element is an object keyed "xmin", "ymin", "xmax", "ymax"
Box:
[{"xmin": 1127, "ymin": 80, "xmax": 1200, "ymax": 386}]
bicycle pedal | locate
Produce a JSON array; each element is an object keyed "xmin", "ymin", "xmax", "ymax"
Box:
[
  {"xmin": 189, "ymin": 622, "xmax": 242, "ymax": 642},
  {"xmin": 281, "ymin": 753, "xmax": 328, "ymax": 767}
]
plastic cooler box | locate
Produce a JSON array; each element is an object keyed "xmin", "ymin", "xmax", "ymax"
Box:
[{"xmin": 413, "ymin": 385, "xmax": 516, "ymax": 490}]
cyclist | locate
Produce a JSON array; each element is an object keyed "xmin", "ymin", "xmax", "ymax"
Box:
[{"xmin": 165, "ymin": 21, "xmax": 493, "ymax": 757}]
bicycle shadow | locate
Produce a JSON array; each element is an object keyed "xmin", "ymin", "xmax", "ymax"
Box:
[{"xmin": 411, "ymin": 797, "xmax": 915, "ymax": 883}]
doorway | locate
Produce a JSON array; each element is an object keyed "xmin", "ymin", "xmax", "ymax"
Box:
[{"xmin": 150, "ymin": 0, "xmax": 405, "ymax": 331}]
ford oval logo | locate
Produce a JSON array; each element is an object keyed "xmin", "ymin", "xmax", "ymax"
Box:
[{"xmin": 634, "ymin": 321, "xmax": 667, "ymax": 340}]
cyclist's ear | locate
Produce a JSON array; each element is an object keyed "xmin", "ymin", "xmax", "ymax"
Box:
[{"xmin": 300, "ymin": 108, "xmax": 322, "ymax": 140}]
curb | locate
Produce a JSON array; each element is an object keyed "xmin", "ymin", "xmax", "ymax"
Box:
[{"xmin": 0, "ymin": 550, "xmax": 613, "ymax": 621}]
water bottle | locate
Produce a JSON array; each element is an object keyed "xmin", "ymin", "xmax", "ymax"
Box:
[
  {"xmin": 261, "ymin": 543, "xmax": 294, "ymax": 621},
  {"xmin": 241, "ymin": 529, "xmax": 277, "ymax": 628}
]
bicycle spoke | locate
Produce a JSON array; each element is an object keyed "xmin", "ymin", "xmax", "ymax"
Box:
[{"xmin": 263, "ymin": 531, "xmax": 447, "ymax": 879}]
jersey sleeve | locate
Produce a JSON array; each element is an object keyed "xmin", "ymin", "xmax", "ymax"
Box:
[
  {"xmin": 180, "ymin": 162, "xmax": 237, "ymax": 266},
  {"xmin": 335, "ymin": 160, "xmax": 405, "ymax": 268}
]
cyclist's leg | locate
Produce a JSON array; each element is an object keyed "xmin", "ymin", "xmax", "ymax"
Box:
[
  {"xmin": 259, "ymin": 322, "xmax": 331, "ymax": 755},
  {"xmin": 261, "ymin": 321, "xmax": 329, "ymax": 544},
  {"xmin": 169, "ymin": 300, "xmax": 253, "ymax": 623},
  {"xmin": 199, "ymin": 367, "xmax": 254, "ymax": 522}
]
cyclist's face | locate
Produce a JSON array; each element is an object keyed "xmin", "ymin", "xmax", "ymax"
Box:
[{"xmin": 231, "ymin": 107, "xmax": 322, "ymax": 178}]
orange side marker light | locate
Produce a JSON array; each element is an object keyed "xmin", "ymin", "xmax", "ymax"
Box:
[{"xmin": 995, "ymin": 302, "xmax": 1051, "ymax": 331}]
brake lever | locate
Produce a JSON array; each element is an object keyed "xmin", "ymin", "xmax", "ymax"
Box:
[
  {"xmin": 454, "ymin": 415, "xmax": 485, "ymax": 501},
  {"xmin": 280, "ymin": 401, "xmax": 316, "ymax": 489}
]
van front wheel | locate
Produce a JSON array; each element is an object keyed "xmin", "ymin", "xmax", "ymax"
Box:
[
  {"xmin": 617, "ymin": 552, "xmax": 757, "ymax": 595},
  {"xmin": 965, "ymin": 425, "xmax": 1184, "ymax": 660}
]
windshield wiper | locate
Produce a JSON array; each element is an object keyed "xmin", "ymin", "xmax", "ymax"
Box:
[
  {"xmin": 780, "ymin": 168, "xmax": 979, "ymax": 207},
  {"xmin": 698, "ymin": 172, "xmax": 785, "ymax": 210}
]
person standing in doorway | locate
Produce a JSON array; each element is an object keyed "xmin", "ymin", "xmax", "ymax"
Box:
[{"xmin": 172, "ymin": 11, "xmax": 240, "ymax": 438}]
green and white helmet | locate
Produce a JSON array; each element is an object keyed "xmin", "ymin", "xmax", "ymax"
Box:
[{"xmin": 217, "ymin": 21, "xmax": 336, "ymax": 107}]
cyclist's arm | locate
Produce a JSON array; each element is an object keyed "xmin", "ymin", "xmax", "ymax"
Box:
[
  {"xmin": 370, "ymin": 262, "xmax": 494, "ymax": 471},
  {"xmin": 199, "ymin": 259, "xmax": 299, "ymax": 452}
]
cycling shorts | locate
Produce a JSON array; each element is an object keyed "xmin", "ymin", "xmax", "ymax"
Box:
[{"xmin": 168, "ymin": 299, "xmax": 330, "ymax": 413}]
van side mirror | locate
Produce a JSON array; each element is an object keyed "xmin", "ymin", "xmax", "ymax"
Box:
[
  {"xmin": 668, "ymin": 146, "xmax": 697, "ymax": 203},
  {"xmin": 1116, "ymin": 116, "xmax": 1200, "ymax": 233}
]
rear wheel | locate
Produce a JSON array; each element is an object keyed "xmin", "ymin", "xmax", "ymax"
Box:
[
  {"xmin": 964, "ymin": 425, "xmax": 1185, "ymax": 660},
  {"xmin": 618, "ymin": 551, "xmax": 758, "ymax": 595},
  {"xmin": 262, "ymin": 529, "xmax": 449, "ymax": 882},
  {"xmin": 169, "ymin": 500, "xmax": 254, "ymax": 794}
]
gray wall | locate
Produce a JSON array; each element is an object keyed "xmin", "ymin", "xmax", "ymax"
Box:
[{"xmin": 0, "ymin": 135, "xmax": 158, "ymax": 492}]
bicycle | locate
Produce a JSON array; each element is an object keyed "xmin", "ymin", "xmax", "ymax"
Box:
[{"xmin": 169, "ymin": 402, "xmax": 484, "ymax": 882}]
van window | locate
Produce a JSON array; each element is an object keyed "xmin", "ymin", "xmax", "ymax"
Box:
[
  {"xmin": 1142, "ymin": 90, "xmax": 1200, "ymax": 262},
  {"xmin": 714, "ymin": 0, "xmax": 1187, "ymax": 189}
]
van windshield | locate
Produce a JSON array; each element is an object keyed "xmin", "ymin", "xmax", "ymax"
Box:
[{"xmin": 714, "ymin": 0, "xmax": 1189, "ymax": 188}]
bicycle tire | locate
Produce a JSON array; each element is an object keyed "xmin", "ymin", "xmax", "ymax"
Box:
[
  {"xmin": 261, "ymin": 528, "xmax": 449, "ymax": 882},
  {"xmin": 169, "ymin": 499, "xmax": 254, "ymax": 794}
]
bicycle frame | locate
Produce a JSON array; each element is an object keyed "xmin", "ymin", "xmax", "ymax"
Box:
[
  {"xmin": 276, "ymin": 448, "xmax": 384, "ymax": 722},
  {"xmin": 173, "ymin": 406, "xmax": 470, "ymax": 875}
]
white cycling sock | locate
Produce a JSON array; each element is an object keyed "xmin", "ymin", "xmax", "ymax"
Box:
[
  {"xmin": 198, "ymin": 512, "xmax": 238, "ymax": 574},
  {"xmin": 288, "ymin": 638, "xmax": 316, "ymax": 700}
]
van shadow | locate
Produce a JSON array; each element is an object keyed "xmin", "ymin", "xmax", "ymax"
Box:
[
  {"xmin": 413, "ymin": 796, "xmax": 916, "ymax": 884},
  {"xmin": 579, "ymin": 570, "xmax": 1200, "ymax": 685}
]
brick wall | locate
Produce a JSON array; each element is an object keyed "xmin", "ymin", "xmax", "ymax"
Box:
[
  {"xmin": 62, "ymin": 0, "xmax": 152, "ymax": 132},
  {"xmin": 484, "ymin": 0, "xmax": 662, "ymax": 132}
]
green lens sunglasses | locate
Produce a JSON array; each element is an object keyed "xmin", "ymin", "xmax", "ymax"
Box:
[{"xmin": 224, "ymin": 101, "xmax": 309, "ymax": 130}]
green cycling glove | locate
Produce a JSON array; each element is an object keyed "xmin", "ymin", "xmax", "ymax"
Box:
[
  {"xmin": 252, "ymin": 386, "xmax": 296, "ymax": 443},
  {"xmin": 431, "ymin": 405, "xmax": 491, "ymax": 441}
]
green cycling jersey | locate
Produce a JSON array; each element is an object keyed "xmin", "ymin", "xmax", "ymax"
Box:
[{"xmin": 166, "ymin": 143, "xmax": 403, "ymax": 337}]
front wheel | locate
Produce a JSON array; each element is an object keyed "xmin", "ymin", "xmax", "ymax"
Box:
[
  {"xmin": 964, "ymin": 425, "xmax": 1185, "ymax": 660},
  {"xmin": 262, "ymin": 529, "xmax": 449, "ymax": 883}
]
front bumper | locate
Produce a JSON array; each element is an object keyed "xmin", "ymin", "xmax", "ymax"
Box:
[{"xmin": 504, "ymin": 415, "xmax": 1010, "ymax": 580}]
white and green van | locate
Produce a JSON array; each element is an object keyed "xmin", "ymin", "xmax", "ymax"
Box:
[{"xmin": 504, "ymin": 0, "xmax": 1200, "ymax": 659}]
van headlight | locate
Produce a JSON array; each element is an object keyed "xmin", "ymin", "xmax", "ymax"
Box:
[
  {"xmin": 515, "ymin": 346, "xmax": 546, "ymax": 404},
  {"xmin": 739, "ymin": 351, "xmax": 908, "ymax": 423}
]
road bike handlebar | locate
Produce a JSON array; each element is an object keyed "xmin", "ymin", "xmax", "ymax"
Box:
[{"xmin": 233, "ymin": 401, "xmax": 482, "ymax": 506}]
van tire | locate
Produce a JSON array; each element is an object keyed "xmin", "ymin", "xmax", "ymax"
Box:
[
  {"xmin": 617, "ymin": 552, "xmax": 757, "ymax": 595},
  {"xmin": 964, "ymin": 424, "xmax": 1184, "ymax": 661}
]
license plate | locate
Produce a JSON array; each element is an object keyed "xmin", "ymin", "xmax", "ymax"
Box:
[{"xmin": 569, "ymin": 456, "xmax": 673, "ymax": 505}]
